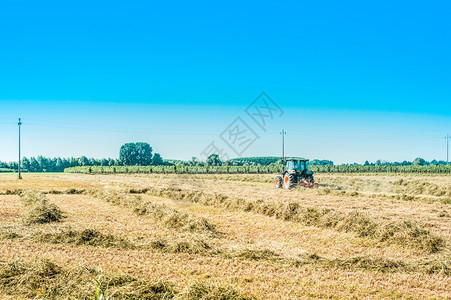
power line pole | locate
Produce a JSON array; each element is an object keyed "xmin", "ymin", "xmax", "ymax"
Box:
[
  {"xmin": 280, "ymin": 129, "xmax": 286, "ymax": 163},
  {"xmin": 446, "ymin": 134, "xmax": 450, "ymax": 166},
  {"xmin": 18, "ymin": 118, "xmax": 22, "ymax": 179}
]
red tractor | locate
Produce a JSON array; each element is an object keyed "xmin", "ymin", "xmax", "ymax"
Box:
[{"xmin": 274, "ymin": 158, "xmax": 316, "ymax": 189}]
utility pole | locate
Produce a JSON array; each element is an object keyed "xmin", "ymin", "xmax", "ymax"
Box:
[
  {"xmin": 446, "ymin": 134, "xmax": 450, "ymax": 166},
  {"xmin": 280, "ymin": 129, "xmax": 286, "ymax": 163},
  {"xmin": 18, "ymin": 118, "xmax": 22, "ymax": 179}
]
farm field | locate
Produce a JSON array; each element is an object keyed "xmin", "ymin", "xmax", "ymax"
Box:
[{"xmin": 0, "ymin": 172, "xmax": 450, "ymax": 299}]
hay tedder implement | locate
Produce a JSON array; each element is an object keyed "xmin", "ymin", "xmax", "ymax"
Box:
[{"xmin": 274, "ymin": 158, "xmax": 317, "ymax": 189}]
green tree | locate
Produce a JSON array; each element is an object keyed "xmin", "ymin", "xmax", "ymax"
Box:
[
  {"xmin": 189, "ymin": 157, "xmax": 199, "ymax": 166},
  {"xmin": 120, "ymin": 143, "xmax": 136, "ymax": 165},
  {"xmin": 30, "ymin": 157, "xmax": 40, "ymax": 172},
  {"xmin": 412, "ymin": 157, "xmax": 426, "ymax": 166},
  {"xmin": 89, "ymin": 158, "xmax": 99, "ymax": 166},
  {"xmin": 56, "ymin": 158, "xmax": 64, "ymax": 171},
  {"xmin": 135, "ymin": 142, "xmax": 153, "ymax": 165},
  {"xmin": 9, "ymin": 161, "xmax": 18, "ymax": 171},
  {"xmin": 37, "ymin": 156, "xmax": 49, "ymax": 171},
  {"xmin": 151, "ymin": 153, "xmax": 163, "ymax": 165},
  {"xmin": 119, "ymin": 142, "xmax": 153, "ymax": 165},
  {"xmin": 21, "ymin": 157, "xmax": 30, "ymax": 171},
  {"xmin": 68, "ymin": 157, "xmax": 78, "ymax": 167},
  {"xmin": 206, "ymin": 154, "xmax": 222, "ymax": 166},
  {"xmin": 78, "ymin": 156, "xmax": 90, "ymax": 166}
]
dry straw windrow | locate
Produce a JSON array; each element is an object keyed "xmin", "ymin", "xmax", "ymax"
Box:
[
  {"xmin": 19, "ymin": 191, "xmax": 65, "ymax": 225},
  {"xmin": 8, "ymin": 188, "xmax": 446, "ymax": 275},
  {"xmin": 86, "ymin": 188, "xmax": 217, "ymax": 235},
  {"xmin": 0, "ymin": 258, "xmax": 253, "ymax": 299},
  {"xmin": 142, "ymin": 187, "xmax": 447, "ymax": 253}
]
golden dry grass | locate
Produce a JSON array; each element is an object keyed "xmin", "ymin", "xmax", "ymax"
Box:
[{"xmin": 0, "ymin": 172, "xmax": 450, "ymax": 299}]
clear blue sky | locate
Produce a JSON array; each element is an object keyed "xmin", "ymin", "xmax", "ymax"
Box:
[{"xmin": 1, "ymin": 0, "xmax": 450, "ymax": 164}]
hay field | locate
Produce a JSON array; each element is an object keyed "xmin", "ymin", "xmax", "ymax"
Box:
[{"xmin": 0, "ymin": 172, "xmax": 450, "ymax": 299}]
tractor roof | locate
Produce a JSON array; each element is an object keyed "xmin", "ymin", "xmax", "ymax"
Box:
[{"xmin": 285, "ymin": 157, "xmax": 309, "ymax": 161}]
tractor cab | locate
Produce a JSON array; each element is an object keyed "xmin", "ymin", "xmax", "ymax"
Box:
[
  {"xmin": 275, "ymin": 158, "xmax": 315, "ymax": 189},
  {"xmin": 285, "ymin": 159, "xmax": 309, "ymax": 173}
]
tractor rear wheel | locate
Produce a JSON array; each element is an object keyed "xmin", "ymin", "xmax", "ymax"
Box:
[
  {"xmin": 306, "ymin": 175, "xmax": 314, "ymax": 183},
  {"xmin": 283, "ymin": 174, "xmax": 296, "ymax": 189},
  {"xmin": 274, "ymin": 176, "xmax": 282, "ymax": 188}
]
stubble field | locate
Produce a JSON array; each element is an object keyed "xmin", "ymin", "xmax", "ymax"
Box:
[{"xmin": 0, "ymin": 172, "xmax": 450, "ymax": 299}]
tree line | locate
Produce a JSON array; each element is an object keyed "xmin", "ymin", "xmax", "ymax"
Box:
[
  {"xmin": 363, "ymin": 158, "xmax": 448, "ymax": 166},
  {"xmin": 0, "ymin": 139, "xmax": 448, "ymax": 172},
  {"xmin": 0, "ymin": 142, "xmax": 164, "ymax": 172},
  {"xmin": 0, "ymin": 156, "xmax": 160, "ymax": 173}
]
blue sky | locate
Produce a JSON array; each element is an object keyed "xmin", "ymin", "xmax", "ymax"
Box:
[{"xmin": 0, "ymin": 0, "xmax": 450, "ymax": 163}]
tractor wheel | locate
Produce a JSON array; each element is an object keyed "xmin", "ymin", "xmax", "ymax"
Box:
[
  {"xmin": 283, "ymin": 174, "xmax": 296, "ymax": 189},
  {"xmin": 274, "ymin": 176, "xmax": 282, "ymax": 188},
  {"xmin": 306, "ymin": 175, "xmax": 314, "ymax": 183}
]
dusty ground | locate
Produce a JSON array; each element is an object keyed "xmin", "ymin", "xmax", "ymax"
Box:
[{"xmin": 0, "ymin": 172, "xmax": 450, "ymax": 299}]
